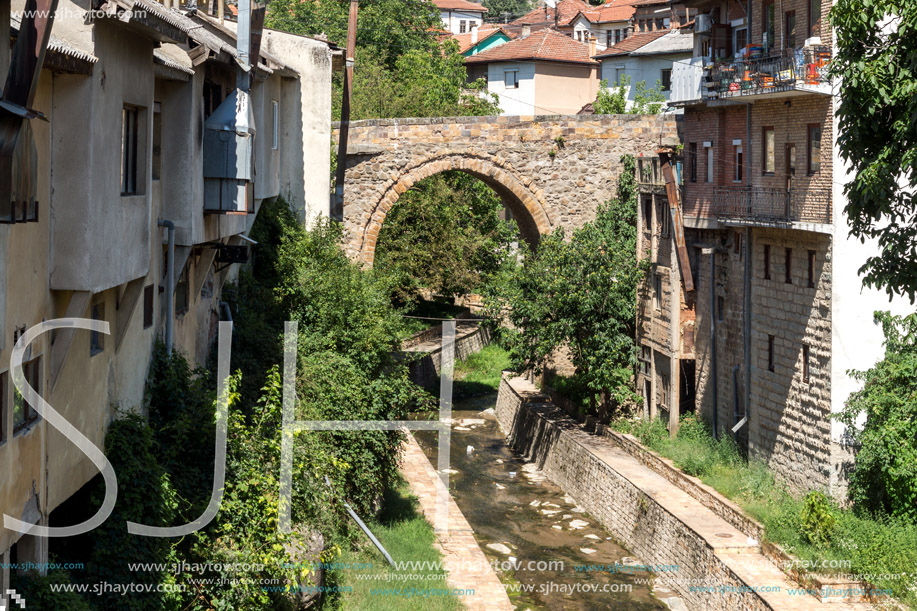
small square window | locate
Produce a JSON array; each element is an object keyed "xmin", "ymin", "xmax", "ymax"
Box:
[
  {"xmin": 90, "ymin": 302, "xmax": 105, "ymax": 355},
  {"xmin": 143, "ymin": 284, "xmax": 155, "ymax": 329},
  {"xmin": 504, "ymin": 70, "xmax": 518, "ymax": 89}
]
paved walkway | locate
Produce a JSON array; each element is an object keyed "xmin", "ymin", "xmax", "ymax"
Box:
[{"xmin": 400, "ymin": 432, "xmax": 514, "ymax": 611}]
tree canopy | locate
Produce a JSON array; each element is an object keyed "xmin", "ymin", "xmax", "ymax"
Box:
[{"xmin": 832, "ymin": 0, "xmax": 917, "ymax": 301}]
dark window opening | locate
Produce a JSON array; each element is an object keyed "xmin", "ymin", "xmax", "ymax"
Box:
[
  {"xmin": 802, "ymin": 344, "xmax": 810, "ymax": 382},
  {"xmin": 175, "ymin": 263, "xmax": 190, "ymax": 315},
  {"xmin": 808, "ymin": 124, "xmax": 822, "ymax": 175},
  {"xmin": 90, "ymin": 302, "xmax": 105, "ymax": 355},
  {"xmin": 808, "ymin": 0, "xmax": 822, "ymax": 38},
  {"xmin": 763, "ymin": 244, "xmax": 771, "ymax": 279},
  {"xmin": 785, "ymin": 11, "xmax": 797, "ymax": 49},
  {"xmin": 661, "ymin": 69, "xmax": 672, "ymax": 91},
  {"xmin": 143, "ymin": 284, "xmax": 154, "ymax": 329},
  {"xmin": 121, "ymin": 106, "xmax": 139, "ymax": 195},
  {"xmin": 152, "ymin": 102, "xmax": 162, "ymax": 181},
  {"xmin": 784, "ymin": 247, "xmax": 792, "ymax": 284},
  {"xmin": 689, "ymin": 143, "xmax": 697, "ymax": 182},
  {"xmin": 807, "ymin": 250, "xmax": 816, "ymax": 288},
  {"xmin": 767, "ymin": 335, "xmax": 775, "ymax": 372},
  {"xmin": 13, "ymin": 358, "xmax": 41, "ymax": 432}
]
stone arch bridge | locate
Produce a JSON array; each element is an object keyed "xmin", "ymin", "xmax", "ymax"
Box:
[{"xmin": 336, "ymin": 114, "xmax": 680, "ymax": 265}]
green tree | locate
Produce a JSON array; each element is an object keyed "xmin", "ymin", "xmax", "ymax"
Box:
[
  {"xmin": 487, "ymin": 156, "xmax": 647, "ymax": 413},
  {"xmin": 481, "ymin": 0, "xmax": 532, "ymax": 21},
  {"xmin": 831, "ymin": 0, "xmax": 917, "ymax": 301},
  {"xmin": 375, "ymin": 171, "xmax": 519, "ymax": 304},
  {"xmin": 836, "ymin": 311, "xmax": 917, "ymax": 521},
  {"xmin": 592, "ymin": 76, "xmax": 666, "ymax": 115}
]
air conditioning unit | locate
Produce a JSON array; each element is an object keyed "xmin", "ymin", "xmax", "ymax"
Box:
[{"xmin": 695, "ymin": 14, "xmax": 712, "ymax": 34}]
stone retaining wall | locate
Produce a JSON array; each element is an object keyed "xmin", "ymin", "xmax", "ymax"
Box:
[
  {"xmin": 406, "ymin": 324, "xmax": 492, "ymax": 389},
  {"xmin": 495, "ymin": 375, "xmax": 772, "ymax": 611}
]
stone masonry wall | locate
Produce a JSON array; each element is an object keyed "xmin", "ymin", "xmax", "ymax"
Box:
[{"xmin": 334, "ymin": 114, "xmax": 680, "ymax": 264}]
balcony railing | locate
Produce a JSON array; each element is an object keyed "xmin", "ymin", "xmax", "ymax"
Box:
[
  {"xmin": 712, "ymin": 186, "xmax": 831, "ymax": 225},
  {"xmin": 703, "ymin": 46, "xmax": 831, "ymax": 99}
]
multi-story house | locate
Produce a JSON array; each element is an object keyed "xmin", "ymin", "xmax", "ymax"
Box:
[
  {"xmin": 464, "ymin": 28, "xmax": 599, "ymax": 115},
  {"xmin": 0, "ymin": 0, "xmax": 337, "ymax": 588},
  {"xmin": 647, "ymin": 0, "xmax": 912, "ymax": 500},
  {"xmin": 434, "ymin": 0, "xmax": 488, "ymax": 36}
]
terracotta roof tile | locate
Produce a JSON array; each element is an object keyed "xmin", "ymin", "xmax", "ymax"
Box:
[
  {"xmin": 433, "ymin": 0, "xmax": 488, "ymax": 12},
  {"xmin": 465, "ymin": 29, "xmax": 598, "ymax": 65},
  {"xmin": 592, "ymin": 28, "xmax": 669, "ymax": 57},
  {"xmin": 510, "ymin": 0, "xmax": 593, "ymax": 27}
]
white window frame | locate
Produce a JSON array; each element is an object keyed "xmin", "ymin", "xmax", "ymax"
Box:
[{"xmin": 504, "ymin": 70, "xmax": 519, "ymax": 89}]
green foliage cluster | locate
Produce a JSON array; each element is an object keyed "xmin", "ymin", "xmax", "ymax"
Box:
[
  {"xmin": 831, "ymin": 1, "xmax": 917, "ymax": 301},
  {"xmin": 480, "ymin": 0, "xmax": 532, "ymax": 22},
  {"xmin": 593, "ymin": 77, "xmax": 666, "ymax": 115},
  {"xmin": 614, "ymin": 414, "xmax": 917, "ymax": 607},
  {"xmin": 453, "ymin": 343, "xmax": 514, "ymax": 396},
  {"xmin": 836, "ymin": 311, "xmax": 917, "ymax": 521},
  {"xmin": 486, "ymin": 156, "xmax": 646, "ymax": 415},
  {"xmin": 375, "ymin": 171, "xmax": 520, "ymax": 305}
]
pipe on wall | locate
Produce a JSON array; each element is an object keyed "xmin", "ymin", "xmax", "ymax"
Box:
[{"xmin": 158, "ymin": 219, "xmax": 175, "ymax": 356}]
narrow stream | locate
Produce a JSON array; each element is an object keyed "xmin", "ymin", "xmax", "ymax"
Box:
[{"xmin": 413, "ymin": 394, "xmax": 675, "ymax": 610}]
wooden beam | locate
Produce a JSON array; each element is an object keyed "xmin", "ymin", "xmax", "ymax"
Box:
[{"xmin": 660, "ymin": 152, "xmax": 694, "ymax": 292}]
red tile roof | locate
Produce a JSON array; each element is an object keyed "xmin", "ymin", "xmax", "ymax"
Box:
[
  {"xmin": 433, "ymin": 0, "xmax": 488, "ymax": 12},
  {"xmin": 452, "ymin": 26, "xmax": 511, "ymax": 53},
  {"xmin": 592, "ymin": 28, "xmax": 668, "ymax": 57},
  {"xmin": 585, "ymin": 0, "xmax": 644, "ymax": 23},
  {"xmin": 510, "ymin": 0, "xmax": 593, "ymax": 27},
  {"xmin": 465, "ymin": 29, "xmax": 598, "ymax": 65}
]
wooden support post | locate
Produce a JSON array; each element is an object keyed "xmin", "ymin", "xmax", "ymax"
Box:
[{"xmin": 332, "ymin": 0, "xmax": 359, "ymax": 222}]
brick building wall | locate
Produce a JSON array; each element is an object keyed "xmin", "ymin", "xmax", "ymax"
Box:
[{"xmin": 682, "ymin": 105, "xmax": 748, "ymax": 220}]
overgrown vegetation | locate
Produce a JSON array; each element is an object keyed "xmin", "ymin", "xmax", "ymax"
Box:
[
  {"xmin": 375, "ymin": 171, "xmax": 520, "ymax": 306},
  {"xmin": 453, "ymin": 343, "xmax": 513, "ymax": 397},
  {"xmin": 592, "ymin": 77, "xmax": 666, "ymax": 115},
  {"xmin": 613, "ymin": 415, "xmax": 917, "ymax": 607},
  {"xmin": 486, "ymin": 155, "xmax": 646, "ymax": 417}
]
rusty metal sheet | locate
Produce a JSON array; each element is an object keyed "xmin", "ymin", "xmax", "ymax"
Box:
[{"xmin": 660, "ymin": 153, "xmax": 694, "ymax": 293}]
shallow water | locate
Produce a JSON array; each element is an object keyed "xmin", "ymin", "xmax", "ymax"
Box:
[{"xmin": 412, "ymin": 394, "xmax": 668, "ymax": 610}]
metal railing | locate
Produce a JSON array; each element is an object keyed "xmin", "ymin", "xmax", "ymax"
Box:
[
  {"xmin": 703, "ymin": 46, "xmax": 831, "ymax": 98},
  {"xmin": 712, "ymin": 186, "xmax": 831, "ymax": 225}
]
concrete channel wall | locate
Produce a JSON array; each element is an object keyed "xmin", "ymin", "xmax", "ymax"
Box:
[
  {"xmin": 405, "ymin": 323, "xmax": 492, "ymax": 388},
  {"xmin": 495, "ymin": 375, "xmax": 801, "ymax": 611}
]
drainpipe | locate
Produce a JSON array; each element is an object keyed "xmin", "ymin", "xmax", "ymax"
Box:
[
  {"xmin": 707, "ymin": 247, "xmax": 718, "ymax": 439},
  {"xmin": 237, "ymin": 0, "xmax": 251, "ymax": 92},
  {"xmin": 740, "ymin": 105, "xmax": 753, "ymax": 438},
  {"xmin": 219, "ymin": 301, "xmax": 233, "ymax": 323},
  {"xmin": 159, "ymin": 219, "xmax": 175, "ymax": 357}
]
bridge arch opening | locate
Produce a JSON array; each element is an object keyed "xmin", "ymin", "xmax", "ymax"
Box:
[{"xmin": 356, "ymin": 155, "xmax": 552, "ymax": 267}]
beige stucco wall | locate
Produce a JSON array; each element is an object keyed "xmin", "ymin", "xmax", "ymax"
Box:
[{"xmin": 533, "ymin": 62, "xmax": 599, "ymax": 115}]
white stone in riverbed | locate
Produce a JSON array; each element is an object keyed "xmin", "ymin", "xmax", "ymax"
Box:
[
  {"xmin": 487, "ymin": 543, "xmax": 512, "ymax": 555},
  {"xmin": 571, "ymin": 506, "xmax": 586, "ymax": 513},
  {"xmin": 552, "ymin": 525, "xmax": 562, "ymax": 530},
  {"xmin": 495, "ymin": 483, "xmax": 505, "ymax": 490},
  {"xmin": 454, "ymin": 426, "xmax": 471, "ymax": 431},
  {"xmin": 563, "ymin": 495, "xmax": 576, "ymax": 504},
  {"xmin": 568, "ymin": 519, "xmax": 589, "ymax": 530},
  {"xmin": 584, "ymin": 534, "xmax": 601, "ymax": 540},
  {"xmin": 541, "ymin": 509, "xmax": 560, "ymax": 516},
  {"xmin": 466, "ymin": 445, "xmax": 474, "ymax": 454},
  {"xmin": 529, "ymin": 500, "xmax": 541, "ymax": 507},
  {"xmin": 459, "ymin": 418, "xmax": 485, "ymax": 426},
  {"xmin": 496, "ymin": 459, "xmax": 504, "ymax": 464},
  {"xmin": 580, "ymin": 548, "xmax": 597, "ymax": 555},
  {"xmin": 562, "ymin": 514, "xmax": 572, "ymax": 519},
  {"xmin": 440, "ymin": 469, "xmax": 459, "ymax": 475},
  {"xmin": 542, "ymin": 502, "xmax": 560, "ymax": 508}
]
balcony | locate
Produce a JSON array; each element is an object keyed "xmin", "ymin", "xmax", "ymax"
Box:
[
  {"xmin": 712, "ymin": 186, "xmax": 831, "ymax": 226},
  {"xmin": 703, "ymin": 46, "xmax": 831, "ymax": 101}
]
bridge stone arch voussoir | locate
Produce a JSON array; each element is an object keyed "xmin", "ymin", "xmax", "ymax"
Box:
[{"xmin": 358, "ymin": 154, "xmax": 553, "ymax": 266}]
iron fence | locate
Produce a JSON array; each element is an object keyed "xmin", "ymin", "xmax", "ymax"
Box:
[
  {"xmin": 703, "ymin": 46, "xmax": 831, "ymax": 98},
  {"xmin": 712, "ymin": 186, "xmax": 831, "ymax": 225}
]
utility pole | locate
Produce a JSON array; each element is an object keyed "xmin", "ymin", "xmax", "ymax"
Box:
[{"xmin": 332, "ymin": 0, "xmax": 359, "ymax": 222}]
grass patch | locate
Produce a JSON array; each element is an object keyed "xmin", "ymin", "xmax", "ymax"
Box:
[
  {"xmin": 453, "ymin": 343, "xmax": 512, "ymax": 397},
  {"xmin": 611, "ymin": 415, "xmax": 917, "ymax": 607},
  {"xmin": 337, "ymin": 482, "xmax": 462, "ymax": 611}
]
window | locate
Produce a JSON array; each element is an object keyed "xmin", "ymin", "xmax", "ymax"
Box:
[
  {"xmin": 175, "ymin": 262, "xmax": 190, "ymax": 315},
  {"xmin": 734, "ymin": 28, "xmax": 747, "ymax": 56},
  {"xmin": 13, "ymin": 358, "xmax": 41, "ymax": 432},
  {"xmin": 763, "ymin": 244, "xmax": 771, "ymax": 279},
  {"xmin": 121, "ymin": 106, "xmax": 139, "ymax": 195},
  {"xmin": 763, "ymin": 127, "xmax": 775, "ymax": 174},
  {"xmin": 717, "ymin": 295, "xmax": 725, "ymax": 322},
  {"xmin": 655, "ymin": 18, "xmax": 664, "ymax": 31},
  {"xmin": 459, "ymin": 20, "xmax": 466, "ymax": 34},
  {"xmin": 654, "ymin": 273, "xmax": 662, "ymax": 310},
  {"xmin": 706, "ymin": 145, "xmax": 714, "ymax": 183},
  {"xmin": 607, "ymin": 31, "xmax": 613, "ymax": 47},
  {"xmin": 802, "ymin": 344, "xmax": 810, "ymax": 383},
  {"xmin": 642, "ymin": 196, "xmax": 653, "ymax": 233},
  {"xmin": 504, "ymin": 70, "xmax": 518, "ymax": 89},
  {"xmin": 640, "ymin": 346, "xmax": 651, "ymax": 375},
  {"xmin": 143, "ymin": 284, "xmax": 155, "ymax": 329},
  {"xmin": 659, "ymin": 374, "xmax": 669, "ymax": 408},
  {"xmin": 764, "ymin": 0, "xmax": 776, "ymax": 52},
  {"xmin": 807, "ymin": 250, "xmax": 816, "ymax": 288},
  {"xmin": 659, "ymin": 201, "xmax": 670, "ymax": 237},
  {"xmin": 203, "ymin": 80, "xmax": 222, "ymax": 118},
  {"xmin": 689, "ymin": 143, "xmax": 697, "ymax": 182},
  {"xmin": 785, "ymin": 11, "xmax": 797, "ymax": 49},
  {"xmin": 784, "ymin": 247, "xmax": 792, "ymax": 284},
  {"xmin": 272, "ymin": 100, "xmax": 279, "ymax": 150},
  {"xmin": 807, "ymin": 124, "xmax": 822, "ymax": 174},
  {"xmin": 660, "ymin": 68, "xmax": 672, "ymax": 92},
  {"xmin": 90, "ymin": 301, "xmax": 105, "ymax": 356},
  {"xmin": 734, "ymin": 144, "xmax": 743, "ymax": 182},
  {"xmin": 734, "ymin": 231, "xmax": 743, "ymax": 255},
  {"xmin": 576, "ymin": 31, "xmax": 583, "ymax": 42},
  {"xmin": 785, "ymin": 143, "xmax": 797, "ymax": 186},
  {"xmin": 152, "ymin": 102, "xmax": 162, "ymax": 181},
  {"xmin": 808, "ymin": 0, "xmax": 821, "ymax": 38},
  {"xmin": 616, "ymin": 29, "xmax": 622, "ymax": 43},
  {"xmin": 767, "ymin": 335, "xmax": 775, "ymax": 372}
]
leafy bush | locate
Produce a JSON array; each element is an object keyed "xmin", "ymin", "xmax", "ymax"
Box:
[
  {"xmin": 799, "ymin": 491, "xmax": 836, "ymax": 545},
  {"xmin": 836, "ymin": 311, "xmax": 917, "ymax": 520}
]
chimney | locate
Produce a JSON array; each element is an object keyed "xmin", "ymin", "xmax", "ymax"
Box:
[
  {"xmin": 471, "ymin": 25, "xmax": 478, "ymax": 44},
  {"xmin": 588, "ymin": 35, "xmax": 596, "ymax": 57},
  {"xmin": 521, "ymin": 24, "xmax": 532, "ymax": 38}
]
